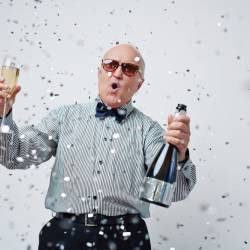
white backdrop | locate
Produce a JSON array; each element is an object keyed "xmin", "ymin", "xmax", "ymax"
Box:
[{"xmin": 0, "ymin": 0, "xmax": 250, "ymax": 249}]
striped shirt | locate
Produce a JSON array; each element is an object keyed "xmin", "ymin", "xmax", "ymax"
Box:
[{"xmin": 0, "ymin": 96, "xmax": 196, "ymax": 218}]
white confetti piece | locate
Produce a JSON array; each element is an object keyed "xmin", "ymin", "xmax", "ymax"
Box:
[
  {"xmin": 20, "ymin": 134, "xmax": 25, "ymax": 139},
  {"xmin": 64, "ymin": 176, "xmax": 70, "ymax": 182},
  {"xmin": 118, "ymin": 109, "xmax": 126, "ymax": 115},
  {"xmin": 16, "ymin": 157, "xmax": 24, "ymax": 162},
  {"xmin": 80, "ymin": 197, "xmax": 86, "ymax": 202},
  {"xmin": 31, "ymin": 149, "xmax": 37, "ymax": 155},
  {"xmin": 112, "ymin": 133, "xmax": 120, "ymax": 139},
  {"xmin": 66, "ymin": 207, "xmax": 72, "ymax": 213},
  {"xmin": 86, "ymin": 242, "xmax": 93, "ymax": 247},
  {"xmin": 134, "ymin": 56, "xmax": 140, "ymax": 62},
  {"xmin": 1, "ymin": 125, "xmax": 10, "ymax": 133},
  {"xmin": 122, "ymin": 232, "xmax": 131, "ymax": 237},
  {"xmin": 60, "ymin": 193, "xmax": 67, "ymax": 198}
]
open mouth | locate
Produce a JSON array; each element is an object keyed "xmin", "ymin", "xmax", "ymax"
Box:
[{"xmin": 111, "ymin": 83, "xmax": 118, "ymax": 89}]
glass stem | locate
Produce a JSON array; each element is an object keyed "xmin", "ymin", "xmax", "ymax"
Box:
[{"xmin": 1, "ymin": 96, "xmax": 7, "ymax": 129}]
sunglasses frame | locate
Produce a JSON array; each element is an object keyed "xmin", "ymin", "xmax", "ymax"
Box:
[{"xmin": 101, "ymin": 59, "xmax": 143, "ymax": 78}]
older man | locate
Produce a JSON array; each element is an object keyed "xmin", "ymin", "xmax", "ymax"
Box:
[{"xmin": 0, "ymin": 44, "xmax": 196, "ymax": 250}]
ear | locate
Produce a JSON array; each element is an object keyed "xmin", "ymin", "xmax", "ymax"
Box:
[
  {"xmin": 97, "ymin": 67, "xmax": 102, "ymax": 78},
  {"xmin": 137, "ymin": 78, "xmax": 144, "ymax": 90}
]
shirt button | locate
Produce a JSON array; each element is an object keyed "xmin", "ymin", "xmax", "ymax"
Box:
[
  {"xmin": 104, "ymin": 137, "xmax": 107, "ymax": 141},
  {"xmin": 93, "ymin": 195, "xmax": 97, "ymax": 200},
  {"xmin": 97, "ymin": 170, "xmax": 101, "ymax": 174},
  {"xmin": 99, "ymin": 160, "xmax": 103, "ymax": 165}
]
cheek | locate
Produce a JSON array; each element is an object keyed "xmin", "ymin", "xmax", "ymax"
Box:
[
  {"xmin": 122, "ymin": 84, "xmax": 137, "ymax": 97},
  {"xmin": 128, "ymin": 81, "xmax": 138, "ymax": 93},
  {"xmin": 99, "ymin": 72, "xmax": 110, "ymax": 88}
]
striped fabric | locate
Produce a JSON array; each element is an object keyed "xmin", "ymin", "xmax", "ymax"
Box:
[{"xmin": 0, "ymin": 96, "xmax": 196, "ymax": 218}]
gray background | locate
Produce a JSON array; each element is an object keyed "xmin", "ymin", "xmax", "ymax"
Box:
[{"xmin": 0, "ymin": 0, "xmax": 250, "ymax": 249}]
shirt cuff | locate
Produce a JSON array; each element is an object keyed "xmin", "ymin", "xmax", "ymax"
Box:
[{"xmin": 178, "ymin": 148, "xmax": 189, "ymax": 164}]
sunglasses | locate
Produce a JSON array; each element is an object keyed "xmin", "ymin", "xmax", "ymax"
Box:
[{"xmin": 101, "ymin": 59, "xmax": 141, "ymax": 77}]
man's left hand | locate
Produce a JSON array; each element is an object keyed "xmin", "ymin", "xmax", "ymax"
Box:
[{"xmin": 164, "ymin": 114, "xmax": 191, "ymax": 162}]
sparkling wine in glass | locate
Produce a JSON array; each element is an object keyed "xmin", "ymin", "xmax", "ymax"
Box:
[{"xmin": 0, "ymin": 54, "xmax": 20, "ymax": 133}]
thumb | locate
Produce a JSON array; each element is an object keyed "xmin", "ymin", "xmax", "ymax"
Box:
[
  {"xmin": 10, "ymin": 85, "xmax": 21, "ymax": 99},
  {"xmin": 167, "ymin": 114, "xmax": 174, "ymax": 126}
]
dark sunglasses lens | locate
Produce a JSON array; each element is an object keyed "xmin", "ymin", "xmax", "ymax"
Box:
[
  {"xmin": 122, "ymin": 63, "xmax": 139, "ymax": 76},
  {"xmin": 102, "ymin": 60, "xmax": 119, "ymax": 72}
]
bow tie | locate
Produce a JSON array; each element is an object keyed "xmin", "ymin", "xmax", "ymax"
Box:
[{"xmin": 95, "ymin": 102, "xmax": 126, "ymax": 123}]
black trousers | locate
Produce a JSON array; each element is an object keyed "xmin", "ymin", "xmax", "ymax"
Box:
[{"xmin": 38, "ymin": 213, "xmax": 151, "ymax": 250}]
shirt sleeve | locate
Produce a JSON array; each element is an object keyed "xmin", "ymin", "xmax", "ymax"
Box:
[
  {"xmin": 143, "ymin": 120, "xmax": 197, "ymax": 202},
  {"xmin": 172, "ymin": 157, "xmax": 197, "ymax": 202},
  {"xmin": 143, "ymin": 120, "xmax": 166, "ymax": 169},
  {"xmin": 0, "ymin": 106, "xmax": 69, "ymax": 169}
]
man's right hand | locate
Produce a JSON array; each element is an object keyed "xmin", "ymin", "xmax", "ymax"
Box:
[{"xmin": 0, "ymin": 77, "xmax": 21, "ymax": 117}]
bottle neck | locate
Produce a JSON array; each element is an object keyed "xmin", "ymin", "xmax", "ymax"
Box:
[{"xmin": 174, "ymin": 109, "xmax": 186, "ymax": 117}]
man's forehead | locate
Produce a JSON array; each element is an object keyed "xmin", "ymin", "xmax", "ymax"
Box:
[{"xmin": 103, "ymin": 44, "xmax": 141, "ymax": 62}]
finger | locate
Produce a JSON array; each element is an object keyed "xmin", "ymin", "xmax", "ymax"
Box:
[
  {"xmin": 6, "ymin": 85, "xmax": 21, "ymax": 99},
  {"xmin": 164, "ymin": 134, "xmax": 189, "ymax": 147},
  {"xmin": 165, "ymin": 136, "xmax": 187, "ymax": 150},
  {"xmin": 7, "ymin": 98, "xmax": 14, "ymax": 107},
  {"xmin": 0, "ymin": 76, "xmax": 5, "ymax": 83},
  {"xmin": 0, "ymin": 83, "xmax": 9, "ymax": 90},
  {"xmin": 174, "ymin": 115, "xmax": 190, "ymax": 132},
  {"xmin": 0, "ymin": 98, "xmax": 5, "ymax": 105},
  {"xmin": 174, "ymin": 114, "xmax": 190, "ymax": 124},
  {"xmin": 167, "ymin": 114, "xmax": 174, "ymax": 126},
  {"xmin": 165, "ymin": 129, "xmax": 190, "ymax": 139},
  {"xmin": 0, "ymin": 90, "xmax": 10, "ymax": 99},
  {"xmin": 10, "ymin": 85, "xmax": 21, "ymax": 97},
  {"xmin": 168, "ymin": 121, "xmax": 190, "ymax": 134}
]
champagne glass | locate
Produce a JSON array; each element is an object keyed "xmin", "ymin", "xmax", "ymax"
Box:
[
  {"xmin": 0, "ymin": 54, "xmax": 20, "ymax": 163},
  {"xmin": 0, "ymin": 54, "xmax": 20, "ymax": 132}
]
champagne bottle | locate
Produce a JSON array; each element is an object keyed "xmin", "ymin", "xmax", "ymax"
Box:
[{"xmin": 139, "ymin": 104, "xmax": 187, "ymax": 208}]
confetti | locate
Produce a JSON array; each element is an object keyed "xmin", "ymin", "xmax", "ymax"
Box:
[
  {"xmin": 60, "ymin": 193, "xmax": 67, "ymax": 198},
  {"xmin": 122, "ymin": 231, "xmax": 131, "ymax": 237},
  {"xmin": 134, "ymin": 56, "xmax": 140, "ymax": 62},
  {"xmin": 64, "ymin": 176, "xmax": 70, "ymax": 182},
  {"xmin": 112, "ymin": 133, "xmax": 120, "ymax": 139}
]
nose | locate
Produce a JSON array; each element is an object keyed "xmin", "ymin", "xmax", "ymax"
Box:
[{"xmin": 112, "ymin": 65, "xmax": 123, "ymax": 79}]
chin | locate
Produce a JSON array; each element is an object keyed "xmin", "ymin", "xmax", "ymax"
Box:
[{"xmin": 102, "ymin": 95, "xmax": 124, "ymax": 108}]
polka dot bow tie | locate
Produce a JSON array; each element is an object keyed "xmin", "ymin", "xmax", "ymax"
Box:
[{"xmin": 95, "ymin": 102, "xmax": 126, "ymax": 123}]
